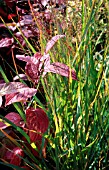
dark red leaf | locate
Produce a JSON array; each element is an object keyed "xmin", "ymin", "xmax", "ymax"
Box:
[
  {"xmin": 26, "ymin": 108, "xmax": 49, "ymax": 143},
  {"xmin": 5, "ymin": 112, "xmax": 24, "ymax": 127},
  {"xmin": 25, "ymin": 62, "xmax": 41, "ymax": 84},
  {"xmin": 16, "ymin": 53, "xmax": 42, "ymax": 84},
  {"xmin": 0, "ymin": 112, "xmax": 25, "ymax": 129},
  {"xmin": 4, "ymin": 0, "xmax": 16, "ymax": 8},
  {"xmin": 22, "ymin": 135, "xmax": 47, "ymax": 158},
  {"xmin": 0, "ymin": 121, "xmax": 6, "ymax": 129},
  {"xmin": 5, "ymin": 147, "xmax": 24, "ymax": 166},
  {"xmin": 0, "ymin": 137, "xmax": 16, "ymax": 159},
  {"xmin": 16, "ymin": 53, "xmax": 50, "ymax": 84},
  {"xmin": 31, "ymin": 138, "xmax": 47, "ymax": 158}
]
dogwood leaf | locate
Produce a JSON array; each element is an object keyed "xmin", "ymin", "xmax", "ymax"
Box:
[
  {"xmin": 4, "ymin": 147, "xmax": 24, "ymax": 166},
  {"xmin": 0, "ymin": 82, "xmax": 37, "ymax": 95},
  {"xmin": 45, "ymin": 35, "xmax": 65, "ymax": 54},
  {"xmin": 26, "ymin": 108, "xmax": 49, "ymax": 143},
  {"xmin": 16, "ymin": 55, "xmax": 34, "ymax": 63},
  {"xmin": 16, "ymin": 53, "xmax": 50, "ymax": 84},
  {"xmin": 0, "ymin": 38, "xmax": 14, "ymax": 48},
  {"xmin": 0, "ymin": 112, "xmax": 24, "ymax": 129},
  {"xmin": 0, "ymin": 82, "xmax": 27, "ymax": 96},
  {"xmin": 5, "ymin": 87, "xmax": 37, "ymax": 106},
  {"xmin": 13, "ymin": 74, "xmax": 28, "ymax": 81},
  {"xmin": 0, "ymin": 82, "xmax": 37, "ymax": 105},
  {"xmin": 45, "ymin": 62, "xmax": 77, "ymax": 80}
]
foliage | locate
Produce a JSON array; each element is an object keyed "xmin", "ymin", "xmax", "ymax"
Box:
[{"xmin": 0, "ymin": 0, "xmax": 109, "ymax": 169}]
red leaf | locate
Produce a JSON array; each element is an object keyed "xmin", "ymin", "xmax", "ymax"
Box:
[
  {"xmin": 4, "ymin": 150, "xmax": 12, "ymax": 161},
  {"xmin": 26, "ymin": 108, "xmax": 49, "ymax": 143},
  {"xmin": 45, "ymin": 35, "xmax": 65, "ymax": 54},
  {"xmin": 16, "ymin": 53, "xmax": 50, "ymax": 84},
  {"xmin": 16, "ymin": 53, "xmax": 42, "ymax": 84},
  {"xmin": 25, "ymin": 63, "xmax": 41, "ymax": 84},
  {"xmin": 5, "ymin": 147, "xmax": 24, "ymax": 166},
  {"xmin": 0, "ymin": 112, "xmax": 24, "ymax": 129},
  {"xmin": 0, "ymin": 82, "xmax": 37, "ymax": 105},
  {"xmin": 5, "ymin": 86, "xmax": 37, "ymax": 106},
  {"xmin": 25, "ymin": 108, "xmax": 49, "ymax": 157},
  {"xmin": 45, "ymin": 62, "xmax": 77, "ymax": 80},
  {"xmin": 0, "ymin": 38, "xmax": 14, "ymax": 48},
  {"xmin": 0, "ymin": 121, "xmax": 6, "ymax": 129},
  {"xmin": 16, "ymin": 55, "xmax": 33, "ymax": 63},
  {"xmin": 31, "ymin": 138, "xmax": 47, "ymax": 158},
  {"xmin": 13, "ymin": 74, "xmax": 28, "ymax": 81},
  {"xmin": 0, "ymin": 82, "xmax": 28, "ymax": 96},
  {"xmin": 5, "ymin": 112, "xmax": 24, "ymax": 127},
  {"xmin": 16, "ymin": 37, "xmax": 78, "ymax": 83},
  {"xmin": 8, "ymin": 14, "xmax": 17, "ymax": 20},
  {"xmin": 0, "ymin": 137, "xmax": 16, "ymax": 159},
  {"xmin": 4, "ymin": 0, "xmax": 16, "ymax": 8}
]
